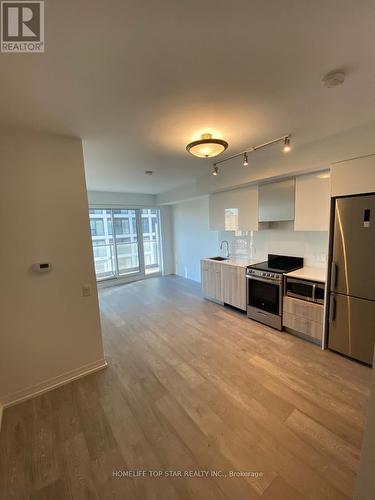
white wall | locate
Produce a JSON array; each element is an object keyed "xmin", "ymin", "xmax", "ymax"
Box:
[
  {"xmin": 0, "ymin": 129, "xmax": 105, "ymax": 406},
  {"xmin": 160, "ymin": 205, "xmax": 174, "ymax": 275},
  {"xmin": 172, "ymin": 197, "xmax": 218, "ymax": 282},
  {"xmin": 88, "ymin": 190, "xmax": 156, "ymax": 207},
  {"xmin": 221, "ymin": 223, "xmax": 328, "ymax": 267}
]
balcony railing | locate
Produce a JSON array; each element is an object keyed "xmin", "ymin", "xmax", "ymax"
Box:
[{"xmin": 92, "ymin": 241, "xmax": 160, "ymax": 280}]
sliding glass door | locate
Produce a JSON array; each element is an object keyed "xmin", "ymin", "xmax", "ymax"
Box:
[
  {"xmin": 89, "ymin": 208, "xmax": 161, "ymax": 282},
  {"xmin": 89, "ymin": 209, "xmax": 116, "ymax": 280},
  {"xmin": 113, "ymin": 209, "xmax": 141, "ymax": 276},
  {"xmin": 141, "ymin": 208, "xmax": 161, "ymax": 275}
]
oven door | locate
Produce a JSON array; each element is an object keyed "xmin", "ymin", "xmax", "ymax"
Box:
[{"xmin": 247, "ymin": 276, "xmax": 281, "ymax": 316}]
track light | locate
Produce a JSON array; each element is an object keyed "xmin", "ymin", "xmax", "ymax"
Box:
[
  {"xmin": 283, "ymin": 136, "xmax": 291, "ymax": 153},
  {"xmin": 211, "ymin": 134, "xmax": 292, "ymax": 172},
  {"xmin": 243, "ymin": 152, "xmax": 249, "ymax": 167}
]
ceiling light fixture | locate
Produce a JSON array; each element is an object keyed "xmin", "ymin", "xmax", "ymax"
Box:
[
  {"xmin": 186, "ymin": 133, "xmax": 228, "ymax": 158},
  {"xmin": 212, "ymin": 165, "xmax": 219, "ymax": 176},
  {"xmin": 243, "ymin": 152, "xmax": 249, "ymax": 166},
  {"xmin": 283, "ymin": 136, "xmax": 291, "ymax": 153}
]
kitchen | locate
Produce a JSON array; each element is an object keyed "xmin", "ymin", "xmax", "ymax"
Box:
[{"xmin": 200, "ymin": 156, "xmax": 375, "ymax": 366}]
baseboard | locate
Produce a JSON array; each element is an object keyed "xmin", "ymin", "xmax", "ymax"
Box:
[{"xmin": 1, "ymin": 358, "xmax": 108, "ymax": 408}]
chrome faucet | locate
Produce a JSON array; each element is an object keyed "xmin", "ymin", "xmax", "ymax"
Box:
[{"xmin": 220, "ymin": 240, "xmax": 230, "ymax": 259}]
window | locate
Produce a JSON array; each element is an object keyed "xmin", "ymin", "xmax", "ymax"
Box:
[
  {"xmin": 142, "ymin": 217, "xmax": 150, "ymax": 234},
  {"xmin": 114, "ymin": 218, "xmax": 130, "ymax": 235},
  {"xmin": 93, "ymin": 245, "xmax": 109, "ymax": 258},
  {"xmin": 90, "ymin": 219, "xmax": 104, "ymax": 236},
  {"xmin": 92, "ymin": 239, "xmax": 106, "ymax": 246},
  {"xmin": 89, "ymin": 208, "xmax": 162, "ymax": 281}
]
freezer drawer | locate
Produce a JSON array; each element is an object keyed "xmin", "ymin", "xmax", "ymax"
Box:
[
  {"xmin": 328, "ymin": 293, "xmax": 375, "ymax": 365},
  {"xmin": 331, "ymin": 194, "xmax": 375, "ymax": 300}
]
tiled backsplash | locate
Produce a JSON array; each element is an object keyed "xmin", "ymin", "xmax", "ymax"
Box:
[{"xmin": 219, "ymin": 222, "xmax": 328, "ymax": 268}]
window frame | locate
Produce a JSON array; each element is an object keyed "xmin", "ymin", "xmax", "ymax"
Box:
[{"xmin": 89, "ymin": 206, "xmax": 163, "ymax": 285}]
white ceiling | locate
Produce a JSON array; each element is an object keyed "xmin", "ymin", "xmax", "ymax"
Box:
[{"xmin": 1, "ymin": 0, "xmax": 375, "ymax": 194}]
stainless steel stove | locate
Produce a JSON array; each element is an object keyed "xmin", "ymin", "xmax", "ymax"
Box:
[{"xmin": 246, "ymin": 254, "xmax": 303, "ymax": 330}]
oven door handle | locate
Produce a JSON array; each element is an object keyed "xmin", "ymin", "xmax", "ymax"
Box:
[{"xmin": 246, "ymin": 275, "xmax": 280, "ymax": 285}]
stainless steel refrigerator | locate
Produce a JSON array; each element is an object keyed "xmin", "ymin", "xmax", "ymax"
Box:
[{"xmin": 329, "ymin": 194, "xmax": 375, "ymax": 365}]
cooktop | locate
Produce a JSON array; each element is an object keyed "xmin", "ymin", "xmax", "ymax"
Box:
[{"xmin": 248, "ymin": 254, "xmax": 304, "ymax": 274}]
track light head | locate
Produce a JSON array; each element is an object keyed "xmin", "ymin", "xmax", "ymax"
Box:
[
  {"xmin": 212, "ymin": 165, "xmax": 219, "ymax": 176},
  {"xmin": 283, "ymin": 136, "xmax": 291, "ymax": 153},
  {"xmin": 243, "ymin": 152, "xmax": 249, "ymax": 167}
]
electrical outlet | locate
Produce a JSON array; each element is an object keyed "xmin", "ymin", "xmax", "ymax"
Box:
[{"xmin": 82, "ymin": 285, "xmax": 91, "ymax": 297}]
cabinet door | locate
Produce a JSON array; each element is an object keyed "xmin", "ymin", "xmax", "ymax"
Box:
[
  {"xmin": 201, "ymin": 260, "xmax": 222, "ymax": 302},
  {"xmin": 201, "ymin": 260, "xmax": 210, "ymax": 296},
  {"xmin": 209, "ymin": 186, "xmax": 258, "ymax": 231},
  {"xmin": 222, "ymin": 265, "xmax": 246, "ymax": 310},
  {"xmin": 212, "ymin": 262, "xmax": 223, "ymax": 301},
  {"xmin": 294, "ymin": 172, "xmax": 331, "ymax": 231}
]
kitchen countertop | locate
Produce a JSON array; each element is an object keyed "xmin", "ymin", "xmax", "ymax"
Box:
[
  {"xmin": 201, "ymin": 257, "xmax": 261, "ymax": 268},
  {"xmin": 285, "ymin": 266, "xmax": 327, "ymax": 283}
]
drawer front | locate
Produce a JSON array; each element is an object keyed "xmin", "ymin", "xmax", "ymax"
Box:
[
  {"xmin": 283, "ymin": 296, "xmax": 323, "ymax": 324},
  {"xmin": 283, "ymin": 311, "xmax": 323, "ymax": 340}
]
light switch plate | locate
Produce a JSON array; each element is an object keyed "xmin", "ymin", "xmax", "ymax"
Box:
[{"xmin": 82, "ymin": 285, "xmax": 91, "ymax": 297}]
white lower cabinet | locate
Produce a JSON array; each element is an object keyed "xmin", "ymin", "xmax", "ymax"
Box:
[
  {"xmin": 222, "ymin": 265, "xmax": 246, "ymax": 311},
  {"xmin": 201, "ymin": 260, "xmax": 223, "ymax": 302},
  {"xmin": 283, "ymin": 296, "xmax": 323, "ymax": 342}
]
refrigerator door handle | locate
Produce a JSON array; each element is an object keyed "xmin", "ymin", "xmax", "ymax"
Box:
[
  {"xmin": 329, "ymin": 295, "xmax": 336, "ymax": 323},
  {"xmin": 330, "ymin": 262, "xmax": 337, "ymax": 290}
]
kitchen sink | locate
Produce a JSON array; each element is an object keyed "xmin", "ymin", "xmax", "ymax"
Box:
[{"xmin": 208, "ymin": 256, "xmax": 228, "ymax": 261}]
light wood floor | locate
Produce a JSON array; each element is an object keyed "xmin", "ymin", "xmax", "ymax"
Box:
[{"xmin": 0, "ymin": 276, "xmax": 372, "ymax": 500}]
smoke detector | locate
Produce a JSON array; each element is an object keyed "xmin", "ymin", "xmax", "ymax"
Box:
[
  {"xmin": 145, "ymin": 170, "xmax": 153, "ymax": 175},
  {"xmin": 322, "ymin": 71, "xmax": 346, "ymax": 88}
]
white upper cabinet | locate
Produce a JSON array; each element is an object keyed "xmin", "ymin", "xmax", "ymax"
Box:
[
  {"xmin": 331, "ymin": 154, "xmax": 375, "ymax": 197},
  {"xmin": 209, "ymin": 185, "xmax": 258, "ymax": 231},
  {"xmin": 258, "ymin": 179, "xmax": 295, "ymax": 222},
  {"xmin": 294, "ymin": 172, "xmax": 331, "ymax": 231}
]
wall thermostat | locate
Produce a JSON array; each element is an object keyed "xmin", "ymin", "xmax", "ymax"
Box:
[{"xmin": 32, "ymin": 262, "xmax": 52, "ymax": 273}]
